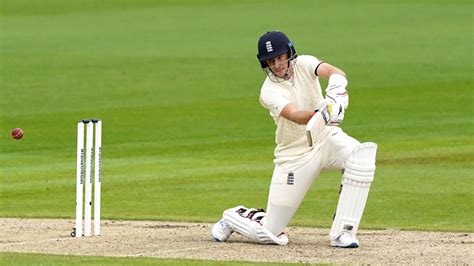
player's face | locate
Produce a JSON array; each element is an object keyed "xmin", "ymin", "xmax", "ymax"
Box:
[{"xmin": 266, "ymin": 53, "xmax": 292, "ymax": 80}]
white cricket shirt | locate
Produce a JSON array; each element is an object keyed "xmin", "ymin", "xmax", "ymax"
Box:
[{"xmin": 259, "ymin": 55, "xmax": 332, "ymax": 165}]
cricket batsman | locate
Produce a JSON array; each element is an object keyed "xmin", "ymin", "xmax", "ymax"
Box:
[{"xmin": 211, "ymin": 31, "xmax": 377, "ymax": 248}]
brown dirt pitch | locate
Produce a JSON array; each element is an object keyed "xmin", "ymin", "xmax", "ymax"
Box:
[{"xmin": 0, "ymin": 218, "xmax": 472, "ymax": 264}]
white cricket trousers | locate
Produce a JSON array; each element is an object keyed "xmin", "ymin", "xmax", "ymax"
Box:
[{"xmin": 263, "ymin": 127, "xmax": 360, "ymax": 236}]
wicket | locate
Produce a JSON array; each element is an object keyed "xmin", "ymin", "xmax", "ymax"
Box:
[{"xmin": 73, "ymin": 119, "xmax": 102, "ymax": 238}]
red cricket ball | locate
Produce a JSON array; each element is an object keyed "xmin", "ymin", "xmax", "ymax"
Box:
[{"xmin": 11, "ymin": 128, "xmax": 24, "ymax": 140}]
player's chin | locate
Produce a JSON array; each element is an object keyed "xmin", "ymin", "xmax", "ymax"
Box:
[{"xmin": 274, "ymin": 72, "xmax": 286, "ymax": 79}]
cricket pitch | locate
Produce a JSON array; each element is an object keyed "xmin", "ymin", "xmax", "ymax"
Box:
[{"xmin": 0, "ymin": 218, "xmax": 472, "ymax": 264}]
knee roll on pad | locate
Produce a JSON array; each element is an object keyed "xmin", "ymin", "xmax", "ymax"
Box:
[
  {"xmin": 222, "ymin": 206, "xmax": 288, "ymax": 245},
  {"xmin": 330, "ymin": 142, "xmax": 377, "ymax": 240}
]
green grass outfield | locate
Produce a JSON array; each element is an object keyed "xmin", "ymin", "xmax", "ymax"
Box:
[
  {"xmin": 0, "ymin": 252, "xmax": 296, "ymax": 266},
  {"xmin": 1, "ymin": 0, "xmax": 473, "ymax": 263}
]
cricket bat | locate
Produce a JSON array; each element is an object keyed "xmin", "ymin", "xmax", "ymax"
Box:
[{"xmin": 306, "ymin": 108, "xmax": 329, "ymax": 147}]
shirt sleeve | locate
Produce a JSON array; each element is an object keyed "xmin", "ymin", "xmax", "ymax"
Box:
[
  {"xmin": 259, "ymin": 87, "xmax": 291, "ymax": 117},
  {"xmin": 299, "ymin": 55, "xmax": 323, "ymax": 77}
]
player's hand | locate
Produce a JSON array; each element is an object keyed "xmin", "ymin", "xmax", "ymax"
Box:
[
  {"xmin": 326, "ymin": 89, "xmax": 349, "ymax": 110},
  {"xmin": 325, "ymin": 74, "xmax": 349, "ymax": 109},
  {"xmin": 315, "ymin": 100, "xmax": 344, "ymax": 126},
  {"xmin": 327, "ymin": 102, "xmax": 344, "ymax": 126}
]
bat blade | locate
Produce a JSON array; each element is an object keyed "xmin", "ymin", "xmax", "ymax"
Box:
[{"xmin": 306, "ymin": 110, "xmax": 328, "ymax": 147}]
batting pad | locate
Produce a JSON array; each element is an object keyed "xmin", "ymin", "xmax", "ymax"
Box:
[
  {"xmin": 223, "ymin": 207, "xmax": 288, "ymax": 245},
  {"xmin": 330, "ymin": 142, "xmax": 377, "ymax": 240}
]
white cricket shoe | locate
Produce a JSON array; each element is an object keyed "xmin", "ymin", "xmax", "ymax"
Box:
[
  {"xmin": 211, "ymin": 218, "xmax": 233, "ymax": 242},
  {"xmin": 330, "ymin": 232, "xmax": 359, "ymax": 248}
]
